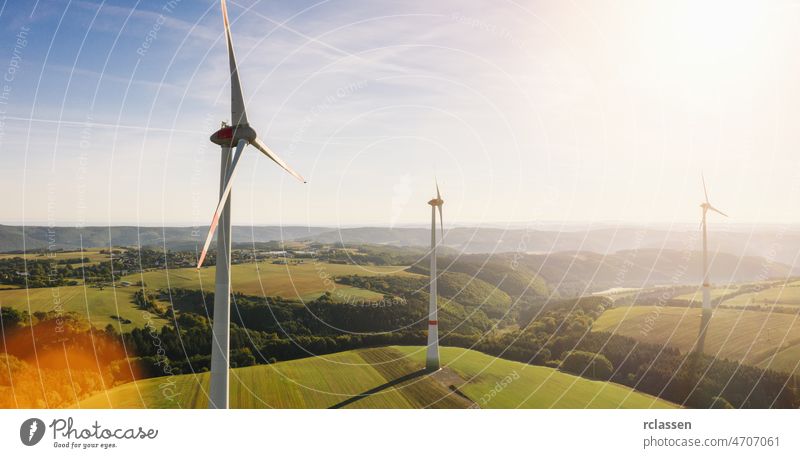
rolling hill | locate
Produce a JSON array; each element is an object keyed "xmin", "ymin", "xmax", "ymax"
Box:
[
  {"xmin": 0, "ymin": 225, "xmax": 332, "ymax": 252},
  {"xmin": 722, "ymin": 280, "xmax": 800, "ymax": 309},
  {"xmin": 423, "ymin": 250, "xmax": 790, "ymax": 299},
  {"xmin": 593, "ymin": 306, "xmax": 800, "ymax": 374},
  {"xmin": 0, "ymin": 283, "xmax": 168, "ymax": 331},
  {"xmin": 124, "ymin": 261, "xmax": 415, "ymax": 302},
  {"xmin": 77, "ymin": 346, "xmax": 676, "ymax": 408},
  {"xmin": 6, "ymin": 224, "xmax": 800, "ymax": 267},
  {"xmin": 0, "ymin": 261, "xmax": 412, "ymax": 333}
]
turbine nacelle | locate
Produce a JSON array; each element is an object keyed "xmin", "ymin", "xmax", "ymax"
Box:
[
  {"xmin": 700, "ymin": 174, "xmax": 728, "ymax": 218},
  {"xmin": 196, "ymin": 0, "xmax": 305, "ymax": 270},
  {"xmin": 700, "ymin": 202, "xmax": 727, "ymax": 217},
  {"xmin": 210, "ymin": 123, "xmax": 257, "ymax": 147},
  {"xmin": 428, "ymin": 198, "xmax": 444, "ymax": 207}
]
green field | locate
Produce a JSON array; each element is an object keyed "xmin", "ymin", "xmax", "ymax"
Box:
[
  {"xmin": 591, "ymin": 287, "xmax": 641, "ymax": 301},
  {"xmin": 0, "ymin": 284, "xmax": 167, "ymax": 331},
  {"xmin": 77, "ymin": 346, "xmax": 676, "ymax": 409},
  {"xmin": 672, "ymin": 281, "xmax": 800, "ymax": 310},
  {"xmin": 593, "ymin": 306, "xmax": 800, "ymax": 373},
  {"xmin": 722, "ymin": 281, "xmax": 800, "ymax": 309},
  {"xmin": 0, "ymin": 260, "xmax": 416, "ymax": 332},
  {"xmin": 759, "ymin": 342, "xmax": 800, "ymax": 374},
  {"xmin": 675, "ymin": 286, "xmax": 740, "ymax": 303},
  {"xmin": 0, "ymin": 248, "xmax": 110, "ymax": 265},
  {"xmin": 124, "ymin": 262, "xmax": 417, "ymax": 302}
]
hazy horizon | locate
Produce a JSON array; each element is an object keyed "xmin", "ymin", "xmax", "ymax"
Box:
[
  {"xmin": 4, "ymin": 219, "xmax": 800, "ymax": 232},
  {"xmin": 4, "ymin": 1, "xmax": 800, "ymax": 228}
]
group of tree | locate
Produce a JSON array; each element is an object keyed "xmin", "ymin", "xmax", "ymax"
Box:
[
  {"xmin": 2, "ymin": 257, "xmax": 799, "ymax": 409},
  {"xmin": 0, "ymin": 308, "xmax": 138, "ymax": 408}
]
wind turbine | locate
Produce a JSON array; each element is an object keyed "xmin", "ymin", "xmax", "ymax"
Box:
[
  {"xmin": 700, "ymin": 173, "xmax": 728, "ymax": 313},
  {"xmin": 426, "ymin": 182, "xmax": 444, "ymax": 372},
  {"xmin": 198, "ymin": 0, "xmax": 305, "ymax": 409}
]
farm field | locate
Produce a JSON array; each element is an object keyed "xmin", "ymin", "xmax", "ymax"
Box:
[
  {"xmin": 671, "ymin": 280, "xmax": 800, "ymax": 310},
  {"xmin": 0, "ymin": 284, "xmax": 166, "ymax": 331},
  {"xmin": 759, "ymin": 342, "xmax": 800, "ymax": 374},
  {"xmin": 392, "ymin": 347, "xmax": 674, "ymax": 408},
  {"xmin": 78, "ymin": 346, "xmax": 676, "ymax": 408},
  {"xmin": 591, "ymin": 287, "xmax": 640, "ymax": 301},
  {"xmin": 0, "ymin": 248, "xmax": 110, "ymax": 265},
  {"xmin": 0, "ymin": 260, "xmax": 415, "ymax": 332},
  {"xmin": 593, "ymin": 306, "xmax": 800, "ymax": 373},
  {"xmin": 124, "ymin": 261, "xmax": 417, "ymax": 302},
  {"xmin": 721, "ymin": 281, "xmax": 800, "ymax": 309},
  {"xmin": 675, "ymin": 286, "xmax": 740, "ymax": 303}
]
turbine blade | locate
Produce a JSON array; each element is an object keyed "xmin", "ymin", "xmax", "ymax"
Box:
[
  {"xmin": 709, "ymin": 205, "xmax": 728, "ymax": 217},
  {"xmin": 197, "ymin": 139, "xmax": 248, "ymax": 268},
  {"xmin": 436, "ymin": 179, "xmax": 441, "ymax": 201},
  {"xmin": 221, "ymin": 0, "xmax": 247, "ymax": 126},
  {"xmin": 701, "ymin": 172, "xmax": 709, "ymax": 203},
  {"xmin": 252, "ymin": 137, "xmax": 306, "ymax": 183}
]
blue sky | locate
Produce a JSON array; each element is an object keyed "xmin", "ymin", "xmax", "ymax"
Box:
[{"xmin": 2, "ymin": 0, "xmax": 800, "ymax": 228}]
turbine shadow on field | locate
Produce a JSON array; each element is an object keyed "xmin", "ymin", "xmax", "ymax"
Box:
[{"xmin": 328, "ymin": 369, "xmax": 428, "ymax": 409}]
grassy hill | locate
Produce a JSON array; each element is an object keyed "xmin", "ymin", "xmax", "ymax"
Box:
[
  {"xmin": 0, "ymin": 283, "xmax": 167, "ymax": 331},
  {"xmin": 0, "ymin": 248, "xmax": 110, "ymax": 265},
  {"xmin": 723, "ymin": 280, "xmax": 800, "ymax": 309},
  {"xmin": 593, "ymin": 306, "xmax": 800, "ymax": 374},
  {"xmin": 78, "ymin": 346, "xmax": 676, "ymax": 409},
  {"xmin": 675, "ymin": 286, "xmax": 741, "ymax": 303},
  {"xmin": 437, "ymin": 272, "xmax": 512, "ymax": 318},
  {"xmin": 412, "ymin": 254, "xmax": 551, "ymax": 299},
  {"xmin": 0, "ymin": 261, "xmax": 412, "ymax": 332},
  {"xmin": 519, "ymin": 250, "xmax": 791, "ymax": 296},
  {"xmin": 671, "ymin": 280, "xmax": 800, "ymax": 310},
  {"xmin": 0, "ymin": 225, "xmax": 332, "ymax": 252},
  {"xmin": 124, "ymin": 262, "xmax": 417, "ymax": 302}
]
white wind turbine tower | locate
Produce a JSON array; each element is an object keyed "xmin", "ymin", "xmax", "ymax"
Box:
[
  {"xmin": 700, "ymin": 173, "xmax": 728, "ymax": 313},
  {"xmin": 426, "ymin": 182, "xmax": 444, "ymax": 372},
  {"xmin": 197, "ymin": 0, "xmax": 305, "ymax": 409}
]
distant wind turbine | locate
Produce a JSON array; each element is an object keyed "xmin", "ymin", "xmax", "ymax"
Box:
[
  {"xmin": 198, "ymin": 0, "xmax": 305, "ymax": 409},
  {"xmin": 700, "ymin": 173, "xmax": 728, "ymax": 313},
  {"xmin": 426, "ymin": 182, "xmax": 444, "ymax": 372}
]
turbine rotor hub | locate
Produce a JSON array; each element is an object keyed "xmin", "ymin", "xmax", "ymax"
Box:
[{"xmin": 210, "ymin": 123, "xmax": 257, "ymax": 147}]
